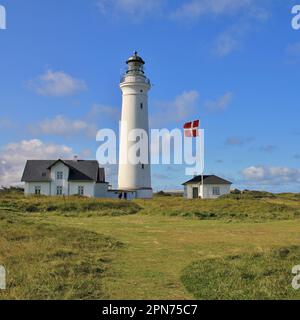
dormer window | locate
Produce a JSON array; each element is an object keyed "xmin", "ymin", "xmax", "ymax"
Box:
[{"xmin": 56, "ymin": 171, "xmax": 63, "ymax": 180}]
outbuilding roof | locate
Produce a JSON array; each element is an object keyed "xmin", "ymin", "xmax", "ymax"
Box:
[
  {"xmin": 21, "ymin": 160, "xmax": 106, "ymax": 183},
  {"xmin": 183, "ymin": 175, "xmax": 232, "ymax": 185}
]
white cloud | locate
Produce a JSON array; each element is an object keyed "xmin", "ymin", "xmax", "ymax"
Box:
[
  {"xmin": 242, "ymin": 166, "xmax": 300, "ymax": 185},
  {"xmin": 213, "ymin": 21, "xmax": 254, "ymax": 56},
  {"xmin": 151, "ymin": 90, "xmax": 199, "ymax": 127},
  {"xmin": 204, "ymin": 91, "xmax": 233, "ymax": 112},
  {"xmin": 170, "ymin": 0, "xmax": 259, "ymax": 20},
  {"xmin": 168, "ymin": 0, "xmax": 268, "ymax": 57},
  {"xmin": 210, "ymin": 2, "xmax": 268, "ymax": 57},
  {"xmin": 28, "ymin": 70, "xmax": 87, "ymax": 96},
  {"xmin": 0, "ymin": 139, "xmax": 74, "ymax": 186},
  {"xmin": 214, "ymin": 28, "xmax": 240, "ymax": 56},
  {"xmin": 88, "ymin": 104, "xmax": 120, "ymax": 122},
  {"xmin": 97, "ymin": 0, "xmax": 163, "ymax": 19},
  {"xmin": 29, "ymin": 115, "xmax": 97, "ymax": 138},
  {"xmin": 28, "ymin": 104, "xmax": 119, "ymax": 139},
  {"xmin": 98, "ymin": 0, "xmax": 268, "ymax": 22}
]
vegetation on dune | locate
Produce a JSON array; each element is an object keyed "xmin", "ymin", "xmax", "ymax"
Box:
[
  {"xmin": 181, "ymin": 246, "xmax": 300, "ymax": 300},
  {"xmin": 137, "ymin": 195, "xmax": 300, "ymax": 222},
  {"xmin": 0, "ymin": 211, "xmax": 123, "ymax": 300},
  {"xmin": 223, "ymin": 190, "xmax": 277, "ymax": 199},
  {"xmin": 0, "ymin": 189, "xmax": 300, "ymax": 299},
  {"xmin": 276, "ymin": 193, "xmax": 300, "ymax": 201},
  {"xmin": 1, "ymin": 189, "xmax": 300, "ymax": 222},
  {"xmin": 0, "ymin": 195, "xmax": 141, "ymax": 217},
  {"xmin": 0, "ymin": 187, "xmax": 24, "ymax": 198}
]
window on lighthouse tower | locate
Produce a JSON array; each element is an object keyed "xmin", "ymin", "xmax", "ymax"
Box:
[{"xmin": 140, "ymin": 103, "xmax": 143, "ymax": 109}]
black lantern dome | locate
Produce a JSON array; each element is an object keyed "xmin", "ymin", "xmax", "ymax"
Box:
[
  {"xmin": 126, "ymin": 51, "xmax": 145, "ymax": 65},
  {"xmin": 125, "ymin": 51, "xmax": 145, "ymax": 76}
]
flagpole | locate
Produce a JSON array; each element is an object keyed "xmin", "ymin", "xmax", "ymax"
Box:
[
  {"xmin": 201, "ymin": 172, "xmax": 204, "ymax": 199},
  {"xmin": 200, "ymin": 128, "xmax": 204, "ymax": 199},
  {"xmin": 184, "ymin": 119, "xmax": 203, "ymax": 198}
]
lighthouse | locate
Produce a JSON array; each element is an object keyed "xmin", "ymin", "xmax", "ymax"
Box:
[{"xmin": 118, "ymin": 52, "xmax": 153, "ymax": 199}]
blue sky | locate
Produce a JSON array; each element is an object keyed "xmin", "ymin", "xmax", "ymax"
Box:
[{"xmin": 0, "ymin": 0, "xmax": 300, "ymax": 192}]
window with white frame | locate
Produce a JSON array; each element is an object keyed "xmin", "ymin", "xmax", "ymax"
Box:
[
  {"xmin": 56, "ymin": 171, "xmax": 63, "ymax": 180},
  {"xmin": 34, "ymin": 186, "xmax": 41, "ymax": 195},
  {"xmin": 56, "ymin": 186, "xmax": 63, "ymax": 196},
  {"xmin": 212, "ymin": 187, "xmax": 221, "ymax": 196},
  {"xmin": 78, "ymin": 186, "xmax": 84, "ymax": 196}
]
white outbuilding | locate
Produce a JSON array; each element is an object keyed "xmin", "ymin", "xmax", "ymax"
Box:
[{"xmin": 183, "ymin": 175, "xmax": 232, "ymax": 199}]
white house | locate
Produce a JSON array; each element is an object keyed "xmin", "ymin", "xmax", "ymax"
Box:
[
  {"xmin": 21, "ymin": 159, "xmax": 107, "ymax": 198},
  {"xmin": 21, "ymin": 159, "xmax": 139, "ymax": 199},
  {"xmin": 183, "ymin": 175, "xmax": 232, "ymax": 199}
]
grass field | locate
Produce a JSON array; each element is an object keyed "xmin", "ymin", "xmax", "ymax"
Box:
[{"xmin": 1, "ymin": 190, "xmax": 300, "ymax": 300}]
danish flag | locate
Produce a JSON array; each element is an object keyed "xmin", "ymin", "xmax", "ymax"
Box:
[{"xmin": 184, "ymin": 120, "xmax": 200, "ymax": 137}]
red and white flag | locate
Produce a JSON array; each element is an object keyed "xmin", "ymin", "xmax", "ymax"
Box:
[{"xmin": 183, "ymin": 120, "xmax": 200, "ymax": 137}]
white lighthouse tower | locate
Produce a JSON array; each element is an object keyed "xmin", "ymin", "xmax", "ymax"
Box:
[{"xmin": 118, "ymin": 52, "xmax": 153, "ymax": 199}]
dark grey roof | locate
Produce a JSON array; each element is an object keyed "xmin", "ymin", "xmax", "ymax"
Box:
[
  {"xmin": 21, "ymin": 160, "xmax": 106, "ymax": 183},
  {"xmin": 183, "ymin": 175, "xmax": 232, "ymax": 185}
]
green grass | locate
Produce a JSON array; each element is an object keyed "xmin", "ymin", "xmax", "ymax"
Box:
[
  {"xmin": 1, "ymin": 191, "xmax": 300, "ymax": 300},
  {"xmin": 181, "ymin": 246, "xmax": 300, "ymax": 300},
  {"xmin": 0, "ymin": 195, "xmax": 141, "ymax": 217},
  {"xmin": 136, "ymin": 196, "xmax": 300, "ymax": 222},
  {"xmin": 0, "ymin": 211, "xmax": 124, "ymax": 300}
]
